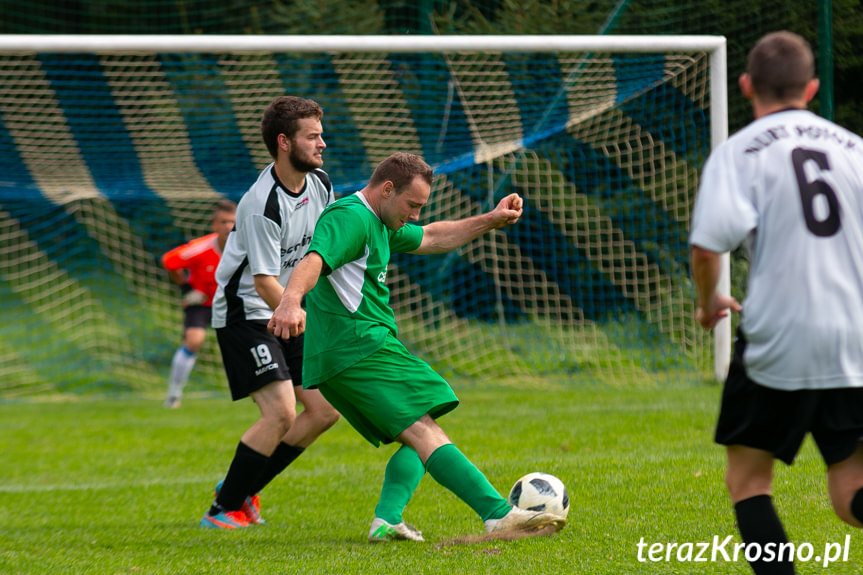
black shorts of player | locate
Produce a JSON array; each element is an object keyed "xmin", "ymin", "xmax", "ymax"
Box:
[
  {"xmin": 715, "ymin": 327, "xmax": 863, "ymax": 466},
  {"xmin": 183, "ymin": 305, "xmax": 212, "ymax": 329},
  {"xmin": 215, "ymin": 320, "xmax": 303, "ymax": 401}
]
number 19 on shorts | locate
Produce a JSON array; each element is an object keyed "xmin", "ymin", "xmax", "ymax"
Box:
[{"xmin": 250, "ymin": 344, "xmax": 278, "ymax": 376}]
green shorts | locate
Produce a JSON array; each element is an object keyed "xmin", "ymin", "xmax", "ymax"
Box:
[{"xmin": 317, "ymin": 334, "xmax": 459, "ymax": 446}]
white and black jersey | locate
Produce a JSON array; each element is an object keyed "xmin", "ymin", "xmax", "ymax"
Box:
[
  {"xmin": 690, "ymin": 109, "xmax": 863, "ymax": 390},
  {"xmin": 212, "ymin": 163, "xmax": 334, "ymax": 328}
]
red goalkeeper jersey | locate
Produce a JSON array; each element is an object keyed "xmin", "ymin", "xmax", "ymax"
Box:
[{"xmin": 161, "ymin": 233, "xmax": 222, "ymax": 306}]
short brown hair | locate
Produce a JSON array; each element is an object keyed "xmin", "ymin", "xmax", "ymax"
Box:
[
  {"xmin": 261, "ymin": 96, "xmax": 323, "ymax": 159},
  {"xmin": 746, "ymin": 31, "xmax": 815, "ymax": 103},
  {"xmin": 211, "ymin": 199, "xmax": 237, "ymax": 221},
  {"xmin": 213, "ymin": 198, "xmax": 237, "ymax": 214},
  {"xmin": 368, "ymin": 152, "xmax": 434, "ymax": 193}
]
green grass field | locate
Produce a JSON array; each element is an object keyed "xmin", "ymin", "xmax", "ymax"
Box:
[{"xmin": 2, "ymin": 381, "xmax": 860, "ymax": 574}]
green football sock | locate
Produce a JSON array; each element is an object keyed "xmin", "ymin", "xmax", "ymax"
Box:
[
  {"xmin": 374, "ymin": 445, "xmax": 426, "ymax": 524},
  {"xmin": 424, "ymin": 443, "xmax": 510, "ymax": 521}
]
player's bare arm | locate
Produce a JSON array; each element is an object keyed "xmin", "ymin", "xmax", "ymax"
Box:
[
  {"xmin": 253, "ymin": 274, "xmax": 285, "ymax": 311},
  {"xmin": 268, "ymin": 252, "xmax": 325, "ymax": 339},
  {"xmin": 689, "ymin": 245, "xmax": 742, "ymax": 329},
  {"xmin": 412, "ymin": 193, "xmax": 523, "ymax": 255}
]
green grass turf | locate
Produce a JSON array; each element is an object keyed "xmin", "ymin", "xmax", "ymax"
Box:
[{"xmin": 2, "ymin": 381, "xmax": 861, "ymax": 574}]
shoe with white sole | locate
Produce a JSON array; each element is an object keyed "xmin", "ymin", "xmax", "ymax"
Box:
[
  {"xmin": 368, "ymin": 517, "xmax": 424, "ymax": 542},
  {"xmin": 484, "ymin": 506, "xmax": 566, "ymax": 534}
]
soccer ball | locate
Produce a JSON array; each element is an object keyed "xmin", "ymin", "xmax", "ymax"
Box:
[{"xmin": 508, "ymin": 472, "xmax": 569, "ymax": 518}]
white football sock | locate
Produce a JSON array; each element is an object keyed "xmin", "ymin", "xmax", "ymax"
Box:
[{"xmin": 168, "ymin": 346, "xmax": 197, "ymax": 397}]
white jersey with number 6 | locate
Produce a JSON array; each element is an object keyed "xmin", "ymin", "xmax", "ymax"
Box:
[{"xmin": 690, "ymin": 109, "xmax": 863, "ymax": 390}]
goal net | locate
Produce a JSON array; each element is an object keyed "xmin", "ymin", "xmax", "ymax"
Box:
[{"xmin": 0, "ymin": 35, "xmax": 727, "ymax": 397}]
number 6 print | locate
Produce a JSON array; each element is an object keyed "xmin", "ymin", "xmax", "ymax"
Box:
[{"xmin": 792, "ymin": 147, "xmax": 841, "ymax": 237}]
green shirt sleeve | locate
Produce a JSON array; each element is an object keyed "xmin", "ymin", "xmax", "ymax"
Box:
[
  {"xmin": 308, "ymin": 204, "xmax": 367, "ymax": 274},
  {"xmin": 389, "ymin": 223, "xmax": 423, "ymax": 253}
]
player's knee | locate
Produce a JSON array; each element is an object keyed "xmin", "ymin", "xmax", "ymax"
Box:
[
  {"xmin": 297, "ymin": 390, "xmax": 340, "ymax": 430},
  {"xmin": 323, "ymin": 405, "xmax": 341, "ymax": 428},
  {"xmin": 723, "ymin": 469, "xmax": 736, "ymax": 495},
  {"xmin": 310, "ymin": 403, "xmax": 340, "ymax": 431},
  {"xmin": 183, "ymin": 339, "xmax": 203, "ymax": 353},
  {"xmin": 725, "ymin": 470, "xmax": 770, "ymax": 503},
  {"xmin": 183, "ymin": 328, "xmax": 206, "ymax": 351},
  {"xmin": 265, "ymin": 405, "xmax": 297, "ymax": 434},
  {"xmin": 724, "ymin": 471, "xmax": 744, "ymax": 500}
]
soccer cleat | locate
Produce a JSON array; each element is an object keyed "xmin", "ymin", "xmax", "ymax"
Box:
[
  {"xmin": 242, "ymin": 493, "xmax": 263, "ymax": 524},
  {"xmin": 368, "ymin": 517, "xmax": 424, "ymax": 542},
  {"xmin": 163, "ymin": 395, "xmax": 181, "ymax": 409},
  {"xmin": 200, "ymin": 509, "xmax": 250, "ymax": 529},
  {"xmin": 484, "ymin": 506, "xmax": 566, "ymax": 535},
  {"xmin": 214, "ymin": 480, "xmax": 264, "ymax": 524}
]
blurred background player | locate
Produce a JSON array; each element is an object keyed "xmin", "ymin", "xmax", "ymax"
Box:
[
  {"xmin": 690, "ymin": 31, "xmax": 863, "ymax": 575},
  {"xmin": 161, "ymin": 199, "xmax": 237, "ymax": 409},
  {"xmin": 202, "ymin": 96, "xmax": 341, "ymax": 529}
]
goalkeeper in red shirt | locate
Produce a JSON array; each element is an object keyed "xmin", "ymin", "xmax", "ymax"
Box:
[{"xmin": 161, "ymin": 199, "xmax": 237, "ymax": 408}]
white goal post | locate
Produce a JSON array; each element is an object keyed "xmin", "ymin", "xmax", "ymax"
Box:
[{"xmin": 0, "ymin": 34, "xmax": 731, "ymax": 392}]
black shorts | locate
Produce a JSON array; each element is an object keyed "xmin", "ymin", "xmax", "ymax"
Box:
[
  {"xmin": 184, "ymin": 305, "xmax": 212, "ymax": 329},
  {"xmin": 216, "ymin": 320, "xmax": 303, "ymax": 401},
  {"xmin": 715, "ymin": 328, "xmax": 863, "ymax": 466}
]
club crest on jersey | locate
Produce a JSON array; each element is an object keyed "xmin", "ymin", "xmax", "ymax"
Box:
[{"xmin": 378, "ymin": 270, "xmax": 387, "ymax": 283}]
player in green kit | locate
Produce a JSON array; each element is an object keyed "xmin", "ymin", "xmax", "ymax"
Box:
[{"xmin": 268, "ymin": 152, "xmax": 566, "ymax": 541}]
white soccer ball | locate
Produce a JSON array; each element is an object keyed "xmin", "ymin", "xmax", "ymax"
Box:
[{"xmin": 507, "ymin": 472, "xmax": 570, "ymax": 518}]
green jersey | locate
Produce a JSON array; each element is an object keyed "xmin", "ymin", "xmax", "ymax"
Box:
[{"xmin": 303, "ymin": 192, "xmax": 423, "ymax": 387}]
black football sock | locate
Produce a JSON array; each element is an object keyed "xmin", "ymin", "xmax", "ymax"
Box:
[
  {"xmin": 734, "ymin": 494, "xmax": 795, "ymax": 574},
  {"xmin": 247, "ymin": 442, "xmax": 305, "ymax": 495},
  {"xmin": 211, "ymin": 441, "xmax": 269, "ymax": 514},
  {"xmin": 850, "ymin": 487, "xmax": 863, "ymax": 524}
]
